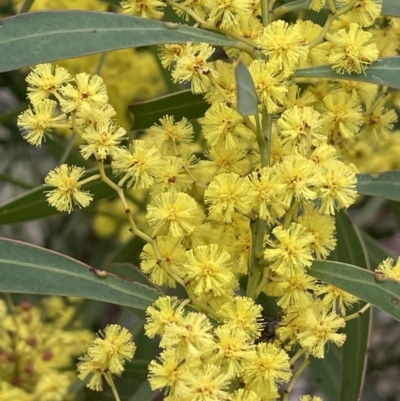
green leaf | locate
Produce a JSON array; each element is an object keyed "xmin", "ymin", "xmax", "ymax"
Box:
[
  {"xmin": 361, "ymin": 232, "xmax": 391, "ymax": 268},
  {"xmin": 357, "ymin": 171, "xmax": 400, "ymax": 201},
  {"xmin": 330, "ymin": 211, "xmax": 370, "ymax": 401},
  {"xmin": 129, "ymin": 90, "xmax": 209, "ymax": 130},
  {"xmin": 293, "ymin": 58, "xmax": 400, "ymax": 89},
  {"xmin": 382, "ymin": 0, "xmax": 400, "ymax": 17},
  {"xmin": 0, "ymin": 11, "xmax": 239, "ymax": 73},
  {"xmin": 308, "ymin": 260, "xmax": 400, "ymax": 322},
  {"xmin": 0, "ymin": 165, "xmax": 115, "ymax": 224},
  {"xmin": 128, "ymin": 380, "xmax": 157, "ymax": 401},
  {"xmin": 0, "ymin": 238, "xmax": 161, "ymax": 313},
  {"xmin": 309, "ymin": 347, "xmax": 341, "ymax": 401},
  {"xmin": 235, "ymin": 60, "xmax": 259, "ymax": 117}
]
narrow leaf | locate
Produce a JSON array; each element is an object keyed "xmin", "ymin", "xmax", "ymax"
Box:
[
  {"xmin": 235, "ymin": 61, "xmax": 259, "ymax": 117},
  {"xmin": 129, "ymin": 90, "xmax": 209, "ymax": 130},
  {"xmin": 0, "ymin": 11, "xmax": 239, "ymax": 73},
  {"xmin": 293, "ymin": 58, "xmax": 400, "ymax": 89},
  {"xmin": 0, "ymin": 238, "xmax": 161, "ymax": 312},
  {"xmin": 128, "ymin": 380, "xmax": 157, "ymax": 401},
  {"xmin": 357, "ymin": 171, "xmax": 400, "ymax": 201},
  {"xmin": 330, "ymin": 211, "xmax": 370, "ymax": 401},
  {"xmin": 308, "ymin": 260, "xmax": 400, "ymax": 322},
  {"xmin": 361, "ymin": 232, "xmax": 392, "ymax": 268},
  {"xmin": 0, "ymin": 165, "xmax": 115, "ymax": 224}
]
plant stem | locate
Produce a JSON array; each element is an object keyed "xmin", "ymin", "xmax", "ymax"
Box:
[
  {"xmin": 345, "ymin": 303, "xmax": 371, "ymax": 321},
  {"xmin": 104, "ymin": 373, "xmax": 121, "ymax": 401},
  {"xmin": 18, "ymin": 0, "xmax": 36, "ymax": 13},
  {"xmin": 283, "ymin": 355, "xmax": 310, "ymax": 401}
]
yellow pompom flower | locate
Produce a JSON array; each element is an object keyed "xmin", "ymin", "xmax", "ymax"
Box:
[
  {"xmin": 26, "ymin": 63, "xmax": 72, "ymax": 104},
  {"xmin": 149, "ymin": 115, "xmax": 194, "ymax": 155},
  {"xmin": 216, "ymin": 296, "xmax": 263, "ymax": 340},
  {"xmin": 145, "ymin": 296, "xmax": 186, "ymax": 339},
  {"xmin": 44, "ymin": 165, "xmax": 94, "ymax": 213},
  {"xmin": 316, "ymin": 284, "xmax": 359, "ymax": 315},
  {"xmin": 17, "ymin": 99, "xmax": 67, "ymax": 146},
  {"xmin": 327, "ymin": 23, "xmax": 379, "ymax": 74},
  {"xmin": 120, "ymin": 0, "xmax": 167, "ymax": 19},
  {"xmin": 75, "ymin": 103, "xmax": 116, "ymax": 131},
  {"xmin": 337, "ymin": 0, "xmax": 382, "ymax": 27},
  {"xmin": 146, "ymin": 191, "xmax": 200, "ymax": 237},
  {"xmin": 60, "ymin": 72, "xmax": 108, "ymax": 113},
  {"xmin": 297, "ymin": 307, "xmax": 346, "ymax": 358},
  {"xmin": 315, "ymin": 159, "xmax": 358, "ymax": 214},
  {"xmin": 171, "ymin": 43, "xmax": 215, "ymax": 94},
  {"xmin": 257, "ymin": 20, "xmax": 309, "ymax": 76},
  {"xmin": 300, "ymin": 396, "xmax": 323, "ymax": 401},
  {"xmin": 140, "ymin": 236, "xmax": 186, "ymax": 287},
  {"xmin": 205, "ymin": 0, "xmax": 252, "ymax": 29},
  {"xmin": 112, "ymin": 140, "xmax": 161, "ymax": 189},
  {"xmin": 201, "ymin": 103, "xmax": 253, "ymax": 149},
  {"xmin": 375, "ymin": 257, "xmax": 400, "ymax": 281},
  {"xmin": 310, "ymin": 0, "xmax": 326, "ymax": 11},
  {"xmin": 230, "ymin": 389, "xmax": 260, "ymax": 401},
  {"xmin": 264, "ymin": 223, "xmax": 314, "ymax": 276},
  {"xmin": 361, "ymin": 105, "xmax": 398, "ymax": 142},
  {"xmin": 205, "ymin": 173, "xmax": 252, "ymax": 222},
  {"xmin": 242, "ymin": 342, "xmax": 292, "ymax": 394},
  {"xmin": 80, "ymin": 120, "xmax": 126, "ymax": 160},
  {"xmin": 184, "ymin": 244, "xmax": 237, "ymax": 297},
  {"xmin": 33, "ymin": 372, "xmax": 71, "ymax": 401},
  {"xmin": 320, "ymin": 91, "xmax": 363, "ymax": 141},
  {"xmin": 248, "ymin": 60, "xmax": 287, "ymax": 113}
]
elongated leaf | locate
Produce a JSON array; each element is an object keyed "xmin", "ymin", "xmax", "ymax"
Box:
[
  {"xmin": 128, "ymin": 380, "xmax": 157, "ymax": 401},
  {"xmin": 361, "ymin": 232, "xmax": 392, "ymax": 268},
  {"xmin": 129, "ymin": 90, "xmax": 209, "ymax": 130},
  {"xmin": 235, "ymin": 61, "xmax": 259, "ymax": 117},
  {"xmin": 309, "ymin": 347, "xmax": 341, "ymax": 401},
  {"xmin": 330, "ymin": 211, "xmax": 370, "ymax": 401},
  {"xmin": 0, "ymin": 238, "xmax": 161, "ymax": 313},
  {"xmin": 308, "ymin": 260, "xmax": 400, "ymax": 321},
  {"xmin": 293, "ymin": 58, "xmax": 400, "ymax": 89},
  {"xmin": 357, "ymin": 171, "xmax": 400, "ymax": 201},
  {"xmin": 0, "ymin": 11, "xmax": 239, "ymax": 73},
  {"xmin": 275, "ymin": 0, "xmax": 400, "ymax": 17},
  {"xmin": 0, "ymin": 165, "xmax": 116, "ymax": 224}
]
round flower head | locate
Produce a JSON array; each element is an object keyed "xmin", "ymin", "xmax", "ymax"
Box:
[
  {"xmin": 146, "ymin": 191, "xmax": 200, "ymax": 237},
  {"xmin": 310, "ymin": 0, "xmax": 326, "ymax": 11},
  {"xmin": 242, "ymin": 342, "xmax": 291, "ymax": 394},
  {"xmin": 264, "ymin": 223, "xmax": 314, "ymax": 276},
  {"xmin": 45, "ymin": 164, "xmax": 93, "ymax": 213},
  {"xmin": 60, "ymin": 72, "xmax": 108, "ymax": 113},
  {"xmin": 337, "ymin": 0, "xmax": 382, "ymax": 27},
  {"xmin": 216, "ymin": 296, "xmax": 263, "ymax": 340},
  {"xmin": 26, "ymin": 63, "xmax": 72, "ymax": 104},
  {"xmin": 80, "ymin": 120, "xmax": 126, "ymax": 160},
  {"xmin": 33, "ymin": 372, "xmax": 70, "ymax": 401},
  {"xmin": 297, "ymin": 307, "xmax": 346, "ymax": 358},
  {"xmin": 327, "ymin": 23, "xmax": 379, "ymax": 74},
  {"xmin": 112, "ymin": 140, "xmax": 161, "ymax": 189},
  {"xmin": 120, "ymin": 0, "xmax": 166, "ymax": 19},
  {"xmin": 205, "ymin": 173, "xmax": 252, "ymax": 222},
  {"xmin": 171, "ymin": 43, "xmax": 215, "ymax": 94},
  {"xmin": 184, "ymin": 244, "xmax": 237, "ymax": 297},
  {"xmin": 18, "ymin": 99, "xmax": 67, "ymax": 146},
  {"xmin": 256, "ymin": 20, "xmax": 309, "ymax": 76},
  {"xmin": 248, "ymin": 60, "xmax": 287, "ymax": 113},
  {"xmin": 376, "ymin": 257, "xmax": 400, "ymax": 281},
  {"xmin": 230, "ymin": 389, "xmax": 260, "ymax": 401},
  {"xmin": 75, "ymin": 102, "xmax": 116, "ymax": 131},
  {"xmin": 205, "ymin": 0, "xmax": 252, "ymax": 29},
  {"xmin": 361, "ymin": 105, "xmax": 398, "ymax": 142},
  {"xmin": 316, "ymin": 284, "xmax": 359, "ymax": 315},
  {"xmin": 201, "ymin": 103, "xmax": 253, "ymax": 150},
  {"xmin": 149, "ymin": 115, "xmax": 194, "ymax": 154}
]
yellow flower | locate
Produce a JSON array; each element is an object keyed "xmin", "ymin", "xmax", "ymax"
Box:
[
  {"xmin": 230, "ymin": 389, "xmax": 260, "ymax": 401},
  {"xmin": 184, "ymin": 244, "xmax": 237, "ymax": 297},
  {"xmin": 297, "ymin": 307, "xmax": 346, "ymax": 358},
  {"xmin": 44, "ymin": 165, "xmax": 93, "ymax": 213},
  {"xmin": 75, "ymin": 102, "xmax": 116, "ymax": 131},
  {"xmin": 149, "ymin": 115, "xmax": 194, "ymax": 155},
  {"xmin": 146, "ymin": 191, "xmax": 200, "ymax": 237},
  {"xmin": 248, "ymin": 60, "xmax": 287, "ymax": 113},
  {"xmin": 112, "ymin": 140, "xmax": 161, "ymax": 189},
  {"xmin": 337, "ymin": 0, "xmax": 382, "ymax": 27},
  {"xmin": 361, "ymin": 105, "xmax": 398, "ymax": 142},
  {"xmin": 171, "ymin": 43, "xmax": 215, "ymax": 94},
  {"xmin": 327, "ymin": 23, "xmax": 379, "ymax": 74},
  {"xmin": 205, "ymin": 173, "xmax": 252, "ymax": 222},
  {"xmin": 80, "ymin": 120, "xmax": 126, "ymax": 160},
  {"xmin": 316, "ymin": 284, "xmax": 359, "ymax": 315},
  {"xmin": 205, "ymin": 0, "xmax": 252, "ymax": 29},
  {"xmin": 315, "ymin": 159, "xmax": 358, "ymax": 214},
  {"xmin": 256, "ymin": 20, "xmax": 309, "ymax": 76},
  {"xmin": 145, "ymin": 296, "xmax": 186, "ymax": 339},
  {"xmin": 120, "ymin": 0, "xmax": 167, "ymax": 19},
  {"xmin": 376, "ymin": 257, "xmax": 400, "ymax": 281},
  {"xmin": 201, "ymin": 103, "xmax": 253, "ymax": 149},
  {"xmin": 310, "ymin": 0, "xmax": 326, "ymax": 11},
  {"xmin": 140, "ymin": 236, "xmax": 186, "ymax": 287},
  {"xmin": 26, "ymin": 63, "xmax": 72, "ymax": 104},
  {"xmin": 264, "ymin": 223, "xmax": 314, "ymax": 276},
  {"xmin": 17, "ymin": 99, "xmax": 67, "ymax": 146},
  {"xmin": 216, "ymin": 296, "xmax": 263, "ymax": 341},
  {"xmin": 60, "ymin": 72, "xmax": 108, "ymax": 113},
  {"xmin": 33, "ymin": 372, "xmax": 70, "ymax": 401},
  {"xmin": 242, "ymin": 343, "xmax": 291, "ymax": 394}
]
